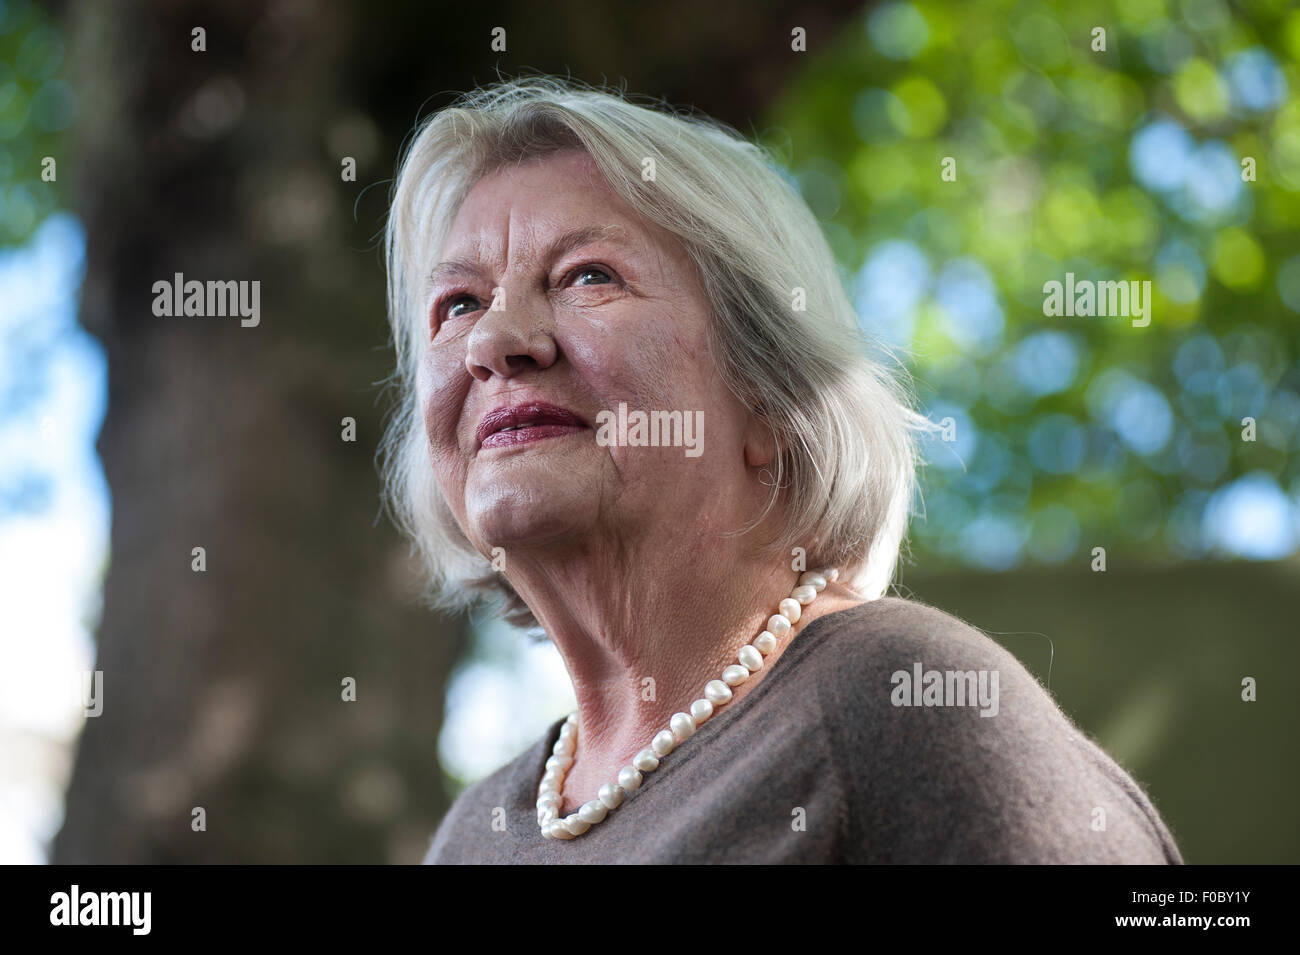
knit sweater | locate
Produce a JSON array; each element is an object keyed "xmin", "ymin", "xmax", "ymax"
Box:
[{"xmin": 424, "ymin": 596, "xmax": 1184, "ymax": 863}]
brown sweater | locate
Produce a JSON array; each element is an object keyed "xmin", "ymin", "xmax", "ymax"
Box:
[{"xmin": 424, "ymin": 597, "xmax": 1184, "ymax": 863}]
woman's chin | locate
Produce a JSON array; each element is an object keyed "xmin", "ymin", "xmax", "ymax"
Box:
[{"xmin": 466, "ymin": 490, "xmax": 596, "ymax": 551}]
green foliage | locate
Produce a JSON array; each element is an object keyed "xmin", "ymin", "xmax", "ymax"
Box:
[
  {"xmin": 0, "ymin": 0, "xmax": 72, "ymax": 246},
  {"xmin": 765, "ymin": 0, "xmax": 1300, "ymax": 571}
]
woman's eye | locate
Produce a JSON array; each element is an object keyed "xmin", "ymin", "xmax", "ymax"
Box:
[
  {"xmin": 445, "ymin": 295, "xmax": 480, "ymax": 319},
  {"xmin": 571, "ymin": 267, "xmax": 612, "ymax": 286}
]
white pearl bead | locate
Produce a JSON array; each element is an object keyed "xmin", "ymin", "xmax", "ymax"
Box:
[
  {"xmin": 537, "ymin": 791, "xmax": 560, "ymax": 807},
  {"xmin": 799, "ymin": 571, "xmax": 827, "ymax": 591},
  {"xmin": 791, "ymin": 585, "xmax": 817, "ymax": 606},
  {"xmin": 617, "ymin": 766, "xmax": 643, "ymax": 790},
  {"xmin": 690, "ymin": 698, "xmax": 714, "ymax": 723},
  {"xmin": 670, "ymin": 712, "xmax": 696, "ymax": 741},
  {"xmin": 553, "ymin": 739, "xmax": 574, "ymax": 757},
  {"xmin": 538, "ymin": 808, "xmax": 557, "ymax": 825},
  {"xmin": 564, "ymin": 814, "xmax": 591, "ymax": 836},
  {"xmin": 704, "ymin": 679, "xmax": 733, "ymax": 704},
  {"xmin": 825, "ymin": 567, "xmax": 839, "ymax": 582},
  {"xmin": 545, "ymin": 753, "xmax": 573, "ymax": 773},
  {"xmin": 578, "ymin": 800, "xmax": 608, "ymax": 824},
  {"xmin": 779, "ymin": 598, "xmax": 802, "ymax": 622},
  {"xmin": 722, "ymin": 664, "xmax": 750, "ymax": 686},
  {"xmin": 540, "ymin": 770, "xmax": 563, "ymax": 790},
  {"xmin": 767, "ymin": 614, "xmax": 791, "ymax": 636},
  {"xmin": 633, "ymin": 749, "xmax": 659, "ymax": 772},
  {"xmin": 652, "ymin": 729, "xmax": 676, "ymax": 756},
  {"xmin": 598, "ymin": 783, "xmax": 623, "ymax": 809},
  {"xmin": 738, "ymin": 644, "xmax": 763, "ymax": 670},
  {"xmin": 754, "ymin": 631, "xmax": 777, "ymax": 654},
  {"xmin": 549, "ymin": 822, "xmax": 575, "ymax": 840}
]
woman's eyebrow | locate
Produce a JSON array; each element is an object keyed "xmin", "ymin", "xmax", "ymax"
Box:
[
  {"xmin": 427, "ymin": 259, "xmax": 490, "ymax": 288},
  {"xmin": 546, "ymin": 224, "xmax": 632, "ymax": 261},
  {"xmin": 427, "ymin": 224, "xmax": 633, "ymax": 288}
]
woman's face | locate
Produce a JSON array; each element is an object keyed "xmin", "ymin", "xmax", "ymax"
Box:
[{"xmin": 419, "ymin": 149, "xmax": 759, "ymax": 559}]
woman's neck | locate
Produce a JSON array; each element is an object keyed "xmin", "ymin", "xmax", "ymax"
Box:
[{"xmin": 499, "ymin": 536, "xmax": 863, "ymax": 814}]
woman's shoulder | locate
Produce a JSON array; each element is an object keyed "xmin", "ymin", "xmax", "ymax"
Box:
[
  {"xmin": 799, "ymin": 595, "xmax": 1184, "ymax": 863},
  {"xmin": 807, "ymin": 594, "xmax": 1021, "ymax": 669},
  {"xmin": 798, "ymin": 594, "xmax": 1056, "ymax": 741},
  {"xmin": 421, "ymin": 717, "xmax": 560, "ymax": 864}
]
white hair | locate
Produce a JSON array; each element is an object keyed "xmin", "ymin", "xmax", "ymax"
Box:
[{"xmin": 381, "ymin": 76, "xmax": 932, "ymax": 628}]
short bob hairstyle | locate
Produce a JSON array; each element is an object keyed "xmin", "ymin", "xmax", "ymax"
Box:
[{"xmin": 381, "ymin": 76, "xmax": 931, "ymax": 629}]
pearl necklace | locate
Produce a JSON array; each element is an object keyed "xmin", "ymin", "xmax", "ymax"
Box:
[{"xmin": 536, "ymin": 568, "xmax": 840, "ymax": 839}]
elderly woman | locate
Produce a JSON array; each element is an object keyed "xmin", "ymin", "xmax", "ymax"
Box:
[{"xmin": 382, "ymin": 78, "xmax": 1183, "ymax": 864}]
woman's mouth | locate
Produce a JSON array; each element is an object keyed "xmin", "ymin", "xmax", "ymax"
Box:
[{"xmin": 476, "ymin": 402, "xmax": 588, "ymax": 450}]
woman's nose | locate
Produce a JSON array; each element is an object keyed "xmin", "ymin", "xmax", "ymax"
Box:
[{"xmin": 463, "ymin": 286, "xmax": 559, "ymax": 381}]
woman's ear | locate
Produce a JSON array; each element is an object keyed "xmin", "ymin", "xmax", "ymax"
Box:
[{"xmin": 743, "ymin": 417, "xmax": 776, "ymax": 469}]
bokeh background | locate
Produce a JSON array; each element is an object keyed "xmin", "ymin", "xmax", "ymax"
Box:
[{"xmin": 1, "ymin": 0, "xmax": 1296, "ymax": 864}]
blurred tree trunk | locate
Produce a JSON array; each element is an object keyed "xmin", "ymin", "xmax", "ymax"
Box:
[
  {"xmin": 51, "ymin": 0, "xmax": 475, "ymax": 864},
  {"xmin": 51, "ymin": 0, "xmax": 862, "ymax": 863}
]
